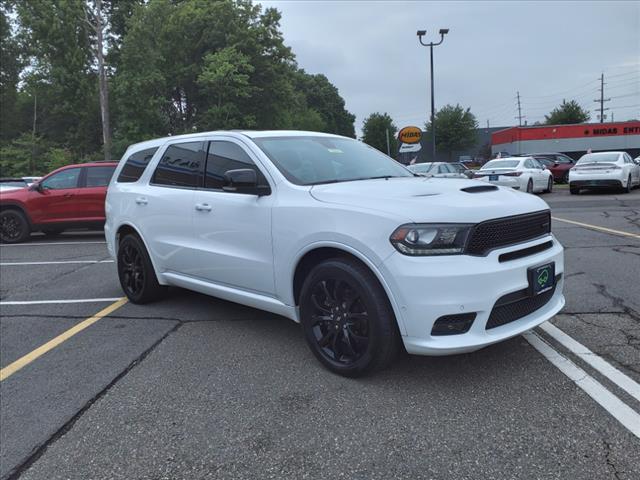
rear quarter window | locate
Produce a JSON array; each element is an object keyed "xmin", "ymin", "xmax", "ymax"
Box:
[{"xmin": 117, "ymin": 147, "xmax": 159, "ymax": 183}]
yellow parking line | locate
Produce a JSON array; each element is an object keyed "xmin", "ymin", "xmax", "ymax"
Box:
[
  {"xmin": 552, "ymin": 216, "xmax": 640, "ymax": 240},
  {"xmin": 0, "ymin": 298, "xmax": 128, "ymax": 382}
]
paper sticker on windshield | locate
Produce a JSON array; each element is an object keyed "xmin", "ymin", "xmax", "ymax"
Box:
[{"xmin": 327, "ymin": 148, "xmax": 343, "ymax": 154}]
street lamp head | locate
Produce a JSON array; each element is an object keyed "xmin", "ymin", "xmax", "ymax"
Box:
[
  {"xmin": 416, "ymin": 30, "xmax": 427, "ymax": 37},
  {"xmin": 439, "ymin": 28, "xmax": 449, "ymax": 35}
]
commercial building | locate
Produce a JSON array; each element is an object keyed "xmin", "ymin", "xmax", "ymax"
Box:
[{"xmin": 491, "ymin": 121, "xmax": 640, "ymax": 159}]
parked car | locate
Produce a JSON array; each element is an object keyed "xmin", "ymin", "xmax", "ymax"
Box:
[
  {"xmin": 569, "ymin": 151, "xmax": 640, "ymax": 194},
  {"xmin": 407, "ymin": 162, "xmax": 468, "ymax": 178},
  {"xmin": 106, "ymin": 131, "xmax": 565, "ymax": 377},
  {"xmin": 0, "ymin": 162, "xmax": 117, "ymax": 243},
  {"xmin": 525, "ymin": 153, "xmax": 575, "ymax": 183},
  {"xmin": 474, "ymin": 157, "xmax": 554, "ymax": 193},
  {"xmin": 0, "ymin": 178, "xmax": 29, "ymax": 193}
]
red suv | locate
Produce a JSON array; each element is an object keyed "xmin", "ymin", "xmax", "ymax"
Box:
[
  {"xmin": 529, "ymin": 153, "xmax": 576, "ymax": 183},
  {"xmin": 0, "ymin": 162, "xmax": 117, "ymax": 243}
]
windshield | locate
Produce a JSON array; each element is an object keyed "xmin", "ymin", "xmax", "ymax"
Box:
[
  {"xmin": 577, "ymin": 153, "xmax": 620, "ymax": 164},
  {"xmin": 252, "ymin": 136, "xmax": 413, "ymax": 185},
  {"xmin": 481, "ymin": 160, "xmax": 520, "ymax": 169},
  {"xmin": 408, "ymin": 163, "xmax": 435, "ymax": 173}
]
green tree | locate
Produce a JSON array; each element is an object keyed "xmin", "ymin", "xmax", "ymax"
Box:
[
  {"xmin": 293, "ymin": 71, "xmax": 355, "ymax": 137},
  {"xmin": 544, "ymin": 100, "xmax": 590, "ymax": 125},
  {"xmin": 362, "ymin": 112, "xmax": 397, "ymax": 155},
  {"xmin": 197, "ymin": 46, "xmax": 256, "ymax": 129},
  {"xmin": 0, "ymin": 5, "xmax": 24, "ymax": 143},
  {"xmin": 425, "ymin": 104, "xmax": 478, "ymax": 160}
]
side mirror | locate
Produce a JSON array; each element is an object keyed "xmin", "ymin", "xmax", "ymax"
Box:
[
  {"xmin": 29, "ymin": 182, "xmax": 43, "ymax": 192},
  {"xmin": 464, "ymin": 170, "xmax": 474, "ymax": 178},
  {"xmin": 222, "ymin": 169, "xmax": 270, "ymax": 196}
]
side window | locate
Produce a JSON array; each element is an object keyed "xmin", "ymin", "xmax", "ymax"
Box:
[
  {"xmin": 204, "ymin": 141, "xmax": 268, "ymax": 190},
  {"xmin": 41, "ymin": 168, "xmax": 81, "ymax": 190},
  {"xmin": 117, "ymin": 147, "xmax": 159, "ymax": 183},
  {"xmin": 152, "ymin": 142, "xmax": 205, "ymax": 188},
  {"xmin": 524, "ymin": 159, "xmax": 533, "ymax": 169},
  {"xmin": 85, "ymin": 166, "xmax": 116, "ymax": 187}
]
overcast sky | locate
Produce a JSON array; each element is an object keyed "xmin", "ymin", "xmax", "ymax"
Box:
[{"xmin": 259, "ymin": 0, "xmax": 640, "ymax": 136}]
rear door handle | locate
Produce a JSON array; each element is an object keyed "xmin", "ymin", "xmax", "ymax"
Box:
[
  {"xmin": 135, "ymin": 197, "xmax": 148, "ymax": 205},
  {"xmin": 63, "ymin": 193, "xmax": 74, "ymax": 197},
  {"xmin": 195, "ymin": 203, "xmax": 212, "ymax": 212}
]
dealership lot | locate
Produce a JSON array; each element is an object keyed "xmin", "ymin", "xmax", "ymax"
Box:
[{"xmin": 1, "ymin": 188, "xmax": 639, "ymax": 479}]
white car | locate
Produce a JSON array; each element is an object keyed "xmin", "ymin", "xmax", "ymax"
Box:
[
  {"xmin": 408, "ymin": 162, "xmax": 468, "ymax": 178},
  {"xmin": 105, "ymin": 131, "xmax": 565, "ymax": 377},
  {"xmin": 569, "ymin": 151, "xmax": 640, "ymax": 194},
  {"xmin": 476, "ymin": 157, "xmax": 554, "ymax": 193},
  {"xmin": 474, "ymin": 157, "xmax": 554, "ymax": 193}
]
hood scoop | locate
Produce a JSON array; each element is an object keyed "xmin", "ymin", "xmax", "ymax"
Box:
[{"xmin": 461, "ymin": 185, "xmax": 498, "ymax": 193}]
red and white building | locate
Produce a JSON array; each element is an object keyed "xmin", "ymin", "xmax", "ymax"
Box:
[{"xmin": 491, "ymin": 121, "xmax": 640, "ymax": 158}]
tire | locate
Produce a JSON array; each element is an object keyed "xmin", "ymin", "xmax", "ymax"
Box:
[
  {"xmin": 562, "ymin": 171, "xmax": 570, "ymax": 184},
  {"xmin": 569, "ymin": 185, "xmax": 580, "ymax": 195},
  {"xmin": 544, "ymin": 177, "xmax": 553, "ymax": 193},
  {"xmin": 623, "ymin": 175, "xmax": 632, "ymax": 194},
  {"xmin": 117, "ymin": 234, "xmax": 165, "ymax": 304},
  {"xmin": 299, "ymin": 258, "xmax": 400, "ymax": 377},
  {"xmin": 42, "ymin": 228, "xmax": 63, "ymax": 237},
  {"xmin": 526, "ymin": 179, "xmax": 533, "ymax": 193},
  {"xmin": 0, "ymin": 209, "xmax": 30, "ymax": 243}
]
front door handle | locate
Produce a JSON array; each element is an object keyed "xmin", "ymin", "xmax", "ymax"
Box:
[
  {"xmin": 195, "ymin": 203, "xmax": 212, "ymax": 212},
  {"xmin": 63, "ymin": 193, "xmax": 74, "ymax": 197},
  {"xmin": 135, "ymin": 197, "xmax": 148, "ymax": 205}
]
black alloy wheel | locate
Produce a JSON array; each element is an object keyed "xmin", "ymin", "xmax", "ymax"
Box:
[
  {"xmin": 526, "ymin": 179, "xmax": 534, "ymax": 193},
  {"xmin": 300, "ymin": 258, "xmax": 399, "ymax": 377},
  {"xmin": 309, "ymin": 278, "xmax": 370, "ymax": 365},
  {"xmin": 0, "ymin": 210, "xmax": 30, "ymax": 243},
  {"xmin": 117, "ymin": 234, "xmax": 165, "ymax": 303}
]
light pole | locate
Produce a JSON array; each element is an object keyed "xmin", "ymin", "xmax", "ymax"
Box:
[{"xmin": 417, "ymin": 28, "xmax": 448, "ymax": 161}]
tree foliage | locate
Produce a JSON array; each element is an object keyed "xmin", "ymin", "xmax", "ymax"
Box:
[
  {"xmin": 425, "ymin": 104, "xmax": 478, "ymax": 159},
  {"xmin": 0, "ymin": 0, "xmax": 355, "ymax": 176},
  {"xmin": 544, "ymin": 100, "xmax": 590, "ymax": 125},
  {"xmin": 362, "ymin": 112, "xmax": 397, "ymax": 155}
]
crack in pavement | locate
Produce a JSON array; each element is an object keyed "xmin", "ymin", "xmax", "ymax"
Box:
[
  {"xmin": 592, "ymin": 283, "xmax": 640, "ymax": 323},
  {"xmin": 603, "ymin": 439, "xmax": 624, "ymax": 480},
  {"xmin": 4, "ymin": 322, "xmax": 183, "ymax": 480}
]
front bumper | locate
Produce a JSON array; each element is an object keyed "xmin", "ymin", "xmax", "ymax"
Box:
[{"xmin": 381, "ymin": 235, "xmax": 564, "ymax": 355}]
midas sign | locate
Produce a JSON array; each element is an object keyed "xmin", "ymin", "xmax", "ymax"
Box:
[{"xmin": 398, "ymin": 126, "xmax": 422, "ymax": 144}]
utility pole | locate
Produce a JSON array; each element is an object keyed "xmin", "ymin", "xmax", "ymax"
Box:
[
  {"xmin": 594, "ymin": 73, "xmax": 610, "ymax": 123},
  {"xmin": 486, "ymin": 119, "xmax": 490, "ymax": 130},
  {"xmin": 417, "ymin": 28, "xmax": 449, "ymax": 161},
  {"xmin": 515, "ymin": 91, "xmax": 524, "ymax": 127},
  {"xmin": 31, "ymin": 92, "xmax": 37, "ymax": 175}
]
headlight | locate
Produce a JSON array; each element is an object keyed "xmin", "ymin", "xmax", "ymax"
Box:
[{"xmin": 389, "ymin": 224, "xmax": 473, "ymax": 256}]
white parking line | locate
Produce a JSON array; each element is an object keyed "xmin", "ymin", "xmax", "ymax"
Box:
[
  {"xmin": 0, "ymin": 260, "xmax": 114, "ymax": 266},
  {"xmin": 0, "ymin": 298, "xmax": 122, "ymax": 305},
  {"xmin": 0, "ymin": 241, "xmax": 106, "ymax": 247},
  {"xmin": 540, "ymin": 322, "xmax": 640, "ymax": 403},
  {"xmin": 524, "ymin": 331, "xmax": 640, "ymax": 439}
]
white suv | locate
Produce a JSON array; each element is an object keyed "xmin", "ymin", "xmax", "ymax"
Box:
[{"xmin": 106, "ymin": 131, "xmax": 565, "ymax": 376}]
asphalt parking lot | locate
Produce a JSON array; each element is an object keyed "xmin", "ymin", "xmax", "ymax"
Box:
[{"xmin": 1, "ymin": 187, "xmax": 639, "ymax": 480}]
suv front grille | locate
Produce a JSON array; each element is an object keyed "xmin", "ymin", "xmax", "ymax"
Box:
[
  {"xmin": 466, "ymin": 211, "xmax": 551, "ymax": 256},
  {"xmin": 485, "ymin": 274, "xmax": 561, "ymax": 329}
]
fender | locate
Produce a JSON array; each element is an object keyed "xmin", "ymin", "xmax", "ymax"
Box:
[
  {"xmin": 114, "ymin": 222, "xmax": 168, "ymax": 286},
  {"xmin": 0, "ymin": 201, "xmax": 34, "ymax": 227},
  {"xmin": 289, "ymin": 241, "xmax": 408, "ymax": 335}
]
